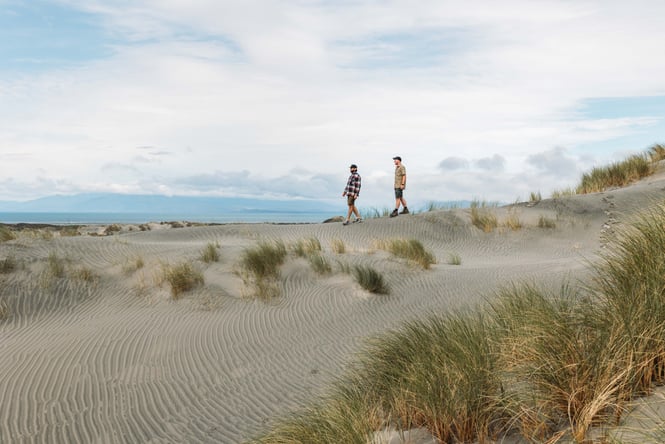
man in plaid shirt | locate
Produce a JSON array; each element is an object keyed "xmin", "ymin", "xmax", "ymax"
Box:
[{"xmin": 342, "ymin": 164, "xmax": 362, "ymax": 225}]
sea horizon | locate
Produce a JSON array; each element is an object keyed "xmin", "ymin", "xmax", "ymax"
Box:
[{"xmin": 0, "ymin": 210, "xmax": 340, "ymax": 225}]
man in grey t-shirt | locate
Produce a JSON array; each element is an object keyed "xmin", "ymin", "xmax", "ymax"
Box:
[{"xmin": 390, "ymin": 156, "xmax": 408, "ymax": 217}]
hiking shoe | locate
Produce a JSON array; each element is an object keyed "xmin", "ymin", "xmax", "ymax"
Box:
[
  {"xmin": 353, "ymin": 218, "xmax": 362, "ymax": 223},
  {"xmin": 390, "ymin": 209, "xmax": 398, "ymax": 218},
  {"xmin": 342, "ymin": 220, "xmax": 350, "ymax": 226},
  {"xmin": 400, "ymin": 207, "xmax": 409, "ymax": 214}
]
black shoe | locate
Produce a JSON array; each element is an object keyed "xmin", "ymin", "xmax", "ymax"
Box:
[
  {"xmin": 353, "ymin": 218, "xmax": 362, "ymax": 223},
  {"xmin": 342, "ymin": 220, "xmax": 350, "ymax": 225},
  {"xmin": 390, "ymin": 209, "xmax": 398, "ymax": 218},
  {"xmin": 400, "ymin": 207, "xmax": 409, "ymax": 214}
]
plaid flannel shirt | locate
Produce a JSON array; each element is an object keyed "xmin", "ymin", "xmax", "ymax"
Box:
[{"xmin": 344, "ymin": 172, "xmax": 361, "ymax": 196}]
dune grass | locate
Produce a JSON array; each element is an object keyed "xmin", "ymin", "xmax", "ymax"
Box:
[
  {"xmin": 470, "ymin": 200, "xmax": 498, "ymax": 232},
  {"xmin": 201, "ymin": 241, "xmax": 220, "ymax": 263},
  {"xmin": 352, "ymin": 265, "xmax": 389, "ymax": 294},
  {"xmin": 537, "ymin": 215, "xmax": 556, "ymax": 229},
  {"xmin": 448, "ymin": 252, "xmax": 462, "ymax": 265},
  {"xmin": 239, "ymin": 240, "xmax": 288, "ymax": 300},
  {"xmin": 0, "ymin": 255, "xmax": 17, "ymax": 274},
  {"xmin": 122, "ymin": 255, "xmax": 145, "ymax": 274},
  {"xmin": 330, "ymin": 238, "xmax": 346, "ymax": 254},
  {"xmin": 253, "ymin": 199, "xmax": 665, "ymax": 443},
  {"xmin": 161, "ymin": 262, "xmax": 204, "ymax": 299},
  {"xmin": 0, "ymin": 225, "xmax": 15, "ymax": 243},
  {"xmin": 292, "ymin": 237, "xmax": 322, "ymax": 257},
  {"xmin": 576, "ymin": 144, "xmax": 665, "ymax": 195},
  {"xmin": 379, "ymin": 238, "xmax": 436, "ymax": 269},
  {"xmin": 308, "ymin": 253, "xmax": 332, "ymax": 275}
]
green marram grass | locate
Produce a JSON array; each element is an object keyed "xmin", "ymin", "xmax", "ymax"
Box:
[
  {"xmin": 470, "ymin": 200, "xmax": 498, "ymax": 232},
  {"xmin": 380, "ymin": 238, "xmax": 436, "ymax": 269},
  {"xmin": 253, "ymin": 199, "xmax": 665, "ymax": 443},
  {"xmin": 292, "ymin": 237, "xmax": 322, "ymax": 257},
  {"xmin": 352, "ymin": 264, "xmax": 389, "ymax": 294},
  {"xmin": 239, "ymin": 240, "xmax": 288, "ymax": 300},
  {"xmin": 201, "ymin": 241, "xmax": 220, "ymax": 263},
  {"xmin": 162, "ymin": 262, "xmax": 204, "ymax": 299},
  {"xmin": 0, "ymin": 225, "xmax": 15, "ymax": 243}
]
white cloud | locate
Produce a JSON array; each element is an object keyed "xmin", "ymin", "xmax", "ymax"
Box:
[{"xmin": 0, "ymin": 0, "xmax": 664, "ymax": 204}]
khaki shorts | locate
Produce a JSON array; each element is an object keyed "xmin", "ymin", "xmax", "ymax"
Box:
[{"xmin": 347, "ymin": 195, "xmax": 357, "ymax": 205}]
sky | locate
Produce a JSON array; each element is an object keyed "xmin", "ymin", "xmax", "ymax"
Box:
[{"xmin": 1, "ymin": 0, "xmax": 664, "ymax": 209}]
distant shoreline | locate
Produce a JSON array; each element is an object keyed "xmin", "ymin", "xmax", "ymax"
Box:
[{"xmin": 0, "ymin": 210, "xmax": 339, "ymax": 226}]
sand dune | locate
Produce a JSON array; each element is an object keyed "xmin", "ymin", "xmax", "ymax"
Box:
[{"xmin": 1, "ymin": 172, "xmax": 663, "ymax": 443}]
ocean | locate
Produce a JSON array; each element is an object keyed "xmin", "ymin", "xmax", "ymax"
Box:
[{"xmin": 0, "ymin": 211, "xmax": 340, "ymax": 225}]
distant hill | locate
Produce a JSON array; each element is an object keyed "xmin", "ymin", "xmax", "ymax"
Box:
[{"xmin": 0, "ymin": 193, "xmax": 337, "ymax": 214}]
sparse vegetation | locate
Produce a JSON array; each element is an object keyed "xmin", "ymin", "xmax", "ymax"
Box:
[
  {"xmin": 122, "ymin": 255, "xmax": 145, "ymax": 274},
  {"xmin": 46, "ymin": 252, "xmax": 66, "ymax": 279},
  {"xmin": 239, "ymin": 240, "xmax": 288, "ymax": 299},
  {"xmin": 104, "ymin": 224, "xmax": 122, "ymax": 235},
  {"xmin": 308, "ymin": 253, "xmax": 332, "ymax": 275},
  {"xmin": 162, "ymin": 262, "xmax": 204, "ymax": 299},
  {"xmin": 550, "ymin": 187, "xmax": 576, "ymax": 199},
  {"xmin": 362, "ymin": 207, "xmax": 391, "ymax": 219},
  {"xmin": 254, "ymin": 198, "xmax": 665, "ymax": 444},
  {"xmin": 0, "ymin": 225, "xmax": 15, "ymax": 242},
  {"xmin": 529, "ymin": 191, "xmax": 542, "ymax": 203},
  {"xmin": 502, "ymin": 207, "xmax": 522, "ymax": 231},
  {"xmin": 292, "ymin": 237, "xmax": 322, "ymax": 257},
  {"xmin": 352, "ymin": 264, "xmax": 389, "ymax": 294},
  {"xmin": 380, "ymin": 238, "xmax": 436, "ymax": 269},
  {"xmin": 448, "ymin": 252, "xmax": 462, "ymax": 265},
  {"xmin": 0, "ymin": 299, "xmax": 9, "ymax": 320},
  {"xmin": 470, "ymin": 200, "xmax": 498, "ymax": 232},
  {"xmin": 0, "ymin": 255, "xmax": 17, "ymax": 273},
  {"xmin": 330, "ymin": 239, "xmax": 346, "ymax": 254},
  {"xmin": 201, "ymin": 242, "xmax": 220, "ymax": 263},
  {"xmin": 538, "ymin": 215, "xmax": 556, "ymax": 229},
  {"xmin": 71, "ymin": 266, "xmax": 98, "ymax": 283}
]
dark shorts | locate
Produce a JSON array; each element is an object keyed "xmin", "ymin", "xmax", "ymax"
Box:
[
  {"xmin": 347, "ymin": 195, "xmax": 356, "ymax": 205},
  {"xmin": 394, "ymin": 188, "xmax": 404, "ymax": 199}
]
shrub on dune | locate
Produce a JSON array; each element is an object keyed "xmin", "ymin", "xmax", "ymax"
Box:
[
  {"xmin": 162, "ymin": 262, "xmax": 204, "ymax": 299},
  {"xmin": 201, "ymin": 241, "xmax": 220, "ymax": 263},
  {"xmin": 0, "ymin": 225, "xmax": 15, "ymax": 242},
  {"xmin": 381, "ymin": 238, "xmax": 436, "ymax": 269},
  {"xmin": 352, "ymin": 265, "xmax": 389, "ymax": 294},
  {"xmin": 239, "ymin": 240, "xmax": 287, "ymax": 299},
  {"xmin": 470, "ymin": 200, "xmax": 498, "ymax": 232}
]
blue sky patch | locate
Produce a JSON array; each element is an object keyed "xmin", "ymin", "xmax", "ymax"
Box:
[
  {"xmin": 577, "ymin": 96, "xmax": 665, "ymax": 120},
  {"xmin": 0, "ymin": 0, "xmax": 113, "ymax": 72}
]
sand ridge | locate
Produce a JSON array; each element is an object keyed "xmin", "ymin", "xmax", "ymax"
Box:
[{"xmin": 1, "ymin": 173, "xmax": 664, "ymax": 443}]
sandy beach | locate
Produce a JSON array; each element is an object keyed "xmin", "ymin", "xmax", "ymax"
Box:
[{"xmin": 1, "ymin": 170, "xmax": 664, "ymax": 443}]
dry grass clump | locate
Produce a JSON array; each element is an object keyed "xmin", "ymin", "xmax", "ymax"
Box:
[
  {"xmin": 0, "ymin": 255, "xmax": 17, "ymax": 274},
  {"xmin": 104, "ymin": 224, "xmax": 122, "ymax": 235},
  {"xmin": 529, "ymin": 191, "xmax": 542, "ymax": 203},
  {"xmin": 161, "ymin": 262, "xmax": 204, "ymax": 299},
  {"xmin": 0, "ymin": 225, "xmax": 15, "ymax": 242},
  {"xmin": 502, "ymin": 207, "xmax": 522, "ymax": 231},
  {"xmin": 577, "ymin": 151, "xmax": 655, "ymax": 195},
  {"xmin": 70, "ymin": 266, "xmax": 98, "ymax": 283},
  {"xmin": 330, "ymin": 238, "xmax": 346, "ymax": 254},
  {"xmin": 292, "ymin": 237, "xmax": 322, "ymax": 257},
  {"xmin": 538, "ymin": 215, "xmax": 556, "ymax": 229},
  {"xmin": 352, "ymin": 265, "xmax": 389, "ymax": 294},
  {"xmin": 0, "ymin": 299, "xmax": 9, "ymax": 321},
  {"xmin": 122, "ymin": 255, "xmax": 145, "ymax": 274},
  {"xmin": 253, "ymin": 201, "xmax": 665, "ymax": 444},
  {"xmin": 46, "ymin": 251, "xmax": 66, "ymax": 279},
  {"xmin": 308, "ymin": 253, "xmax": 332, "ymax": 275},
  {"xmin": 239, "ymin": 240, "xmax": 288, "ymax": 300},
  {"xmin": 470, "ymin": 200, "xmax": 498, "ymax": 232},
  {"xmin": 448, "ymin": 252, "xmax": 462, "ymax": 265},
  {"xmin": 201, "ymin": 242, "xmax": 220, "ymax": 263},
  {"xmin": 380, "ymin": 238, "xmax": 436, "ymax": 269}
]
